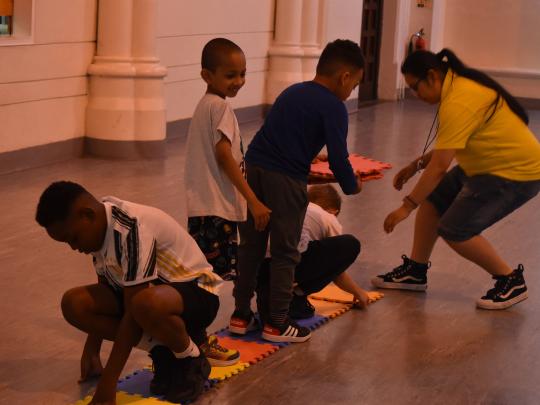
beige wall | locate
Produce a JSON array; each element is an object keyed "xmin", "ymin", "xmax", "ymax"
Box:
[
  {"xmin": 157, "ymin": 0, "xmax": 275, "ymax": 122},
  {"xmin": 442, "ymin": 0, "xmax": 540, "ymax": 98},
  {"xmin": 0, "ymin": 0, "xmax": 96, "ymax": 154}
]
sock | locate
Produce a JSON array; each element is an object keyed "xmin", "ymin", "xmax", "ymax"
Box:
[
  {"xmin": 136, "ymin": 333, "xmax": 162, "ymax": 352},
  {"xmin": 270, "ymin": 310, "xmax": 287, "ymax": 326},
  {"xmin": 173, "ymin": 338, "xmax": 200, "ymax": 359}
]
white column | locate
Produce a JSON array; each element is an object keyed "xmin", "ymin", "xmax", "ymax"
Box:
[
  {"xmin": 266, "ymin": 0, "xmax": 304, "ymax": 103},
  {"xmin": 301, "ymin": 0, "xmax": 322, "ymax": 80},
  {"xmin": 266, "ymin": 0, "xmax": 324, "ymax": 102},
  {"xmin": 85, "ymin": 0, "xmax": 167, "ymax": 159}
]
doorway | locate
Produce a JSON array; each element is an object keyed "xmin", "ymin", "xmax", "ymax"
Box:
[{"xmin": 359, "ymin": 0, "xmax": 383, "ymax": 103}]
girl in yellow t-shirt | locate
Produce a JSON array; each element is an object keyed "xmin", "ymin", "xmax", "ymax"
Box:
[{"xmin": 372, "ymin": 49, "xmax": 540, "ymax": 310}]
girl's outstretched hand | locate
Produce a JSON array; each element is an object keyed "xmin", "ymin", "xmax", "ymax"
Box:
[
  {"xmin": 384, "ymin": 205, "xmax": 411, "ymax": 233},
  {"xmin": 393, "ymin": 163, "xmax": 417, "ymax": 191}
]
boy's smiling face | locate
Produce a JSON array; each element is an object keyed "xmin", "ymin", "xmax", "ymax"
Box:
[{"xmin": 202, "ymin": 50, "xmax": 246, "ymax": 98}]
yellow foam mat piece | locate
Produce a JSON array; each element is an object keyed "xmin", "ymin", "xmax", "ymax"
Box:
[
  {"xmin": 309, "ymin": 297, "xmax": 351, "ymax": 318},
  {"xmin": 209, "ymin": 361, "xmax": 250, "ymax": 381},
  {"xmin": 310, "ymin": 283, "xmax": 355, "ymax": 303},
  {"xmin": 74, "ymin": 391, "xmax": 170, "ymax": 404}
]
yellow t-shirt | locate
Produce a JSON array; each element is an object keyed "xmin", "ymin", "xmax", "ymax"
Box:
[{"xmin": 435, "ymin": 70, "xmax": 540, "ymax": 181}]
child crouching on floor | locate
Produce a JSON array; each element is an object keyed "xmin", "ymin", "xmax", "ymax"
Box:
[
  {"xmin": 36, "ymin": 181, "xmax": 222, "ymax": 404},
  {"xmin": 256, "ymin": 184, "xmax": 383, "ymax": 322}
]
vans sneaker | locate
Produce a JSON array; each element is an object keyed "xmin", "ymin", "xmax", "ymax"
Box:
[
  {"xmin": 477, "ymin": 264, "xmax": 528, "ymax": 310},
  {"xmin": 371, "ymin": 255, "xmax": 429, "ymax": 291}
]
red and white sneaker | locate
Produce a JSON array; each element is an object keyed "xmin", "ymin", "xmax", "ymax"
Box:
[
  {"xmin": 228, "ymin": 310, "xmax": 258, "ymax": 335},
  {"xmin": 262, "ymin": 318, "xmax": 311, "ymax": 343}
]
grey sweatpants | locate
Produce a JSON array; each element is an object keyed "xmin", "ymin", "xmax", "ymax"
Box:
[{"xmin": 233, "ymin": 164, "xmax": 308, "ymax": 323}]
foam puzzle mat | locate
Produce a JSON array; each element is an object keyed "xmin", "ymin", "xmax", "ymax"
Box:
[
  {"xmin": 309, "ymin": 153, "xmax": 392, "ymax": 183},
  {"xmin": 74, "ymin": 296, "xmax": 353, "ymax": 404}
]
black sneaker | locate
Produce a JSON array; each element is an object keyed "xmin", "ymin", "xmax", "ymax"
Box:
[
  {"xmin": 148, "ymin": 345, "xmax": 175, "ymax": 395},
  {"xmin": 262, "ymin": 317, "xmax": 311, "ymax": 343},
  {"xmin": 289, "ymin": 294, "xmax": 315, "ymax": 319},
  {"xmin": 165, "ymin": 353, "xmax": 211, "ymax": 403},
  {"xmin": 371, "ymin": 255, "xmax": 429, "ymax": 291},
  {"xmin": 477, "ymin": 265, "xmax": 528, "ymax": 310}
]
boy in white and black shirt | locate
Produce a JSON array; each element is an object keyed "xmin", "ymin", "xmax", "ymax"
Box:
[
  {"xmin": 36, "ymin": 181, "xmax": 221, "ymax": 404},
  {"xmin": 256, "ymin": 185, "xmax": 384, "ymax": 322}
]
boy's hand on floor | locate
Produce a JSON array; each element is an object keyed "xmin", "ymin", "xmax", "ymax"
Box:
[
  {"xmin": 353, "ymin": 290, "xmax": 384, "ymax": 309},
  {"xmin": 249, "ymin": 200, "xmax": 271, "ymax": 231},
  {"xmin": 78, "ymin": 350, "xmax": 103, "ymax": 383}
]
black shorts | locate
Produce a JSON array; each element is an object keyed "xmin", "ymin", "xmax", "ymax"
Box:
[
  {"xmin": 107, "ymin": 280, "xmax": 219, "ymax": 345},
  {"xmin": 427, "ymin": 165, "xmax": 540, "ymax": 241}
]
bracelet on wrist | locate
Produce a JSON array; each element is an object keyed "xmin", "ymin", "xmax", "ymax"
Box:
[{"xmin": 403, "ymin": 195, "xmax": 419, "ymax": 210}]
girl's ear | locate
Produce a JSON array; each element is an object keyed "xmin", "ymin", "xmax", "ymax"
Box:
[{"xmin": 201, "ymin": 69, "xmax": 212, "ymax": 84}]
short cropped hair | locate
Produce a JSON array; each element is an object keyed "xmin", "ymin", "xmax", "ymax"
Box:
[
  {"xmin": 308, "ymin": 184, "xmax": 342, "ymax": 213},
  {"xmin": 201, "ymin": 38, "xmax": 243, "ymax": 72},
  {"xmin": 36, "ymin": 181, "xmax": 88, "ymax": 227},
  {"xmin": 316, "ymin": 39, "xmax": 365, "ymax": 76}
]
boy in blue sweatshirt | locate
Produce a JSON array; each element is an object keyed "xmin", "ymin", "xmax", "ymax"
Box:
[{"xmin": 229, "ymin": 39, "xmax": 364, "ymax": 343}]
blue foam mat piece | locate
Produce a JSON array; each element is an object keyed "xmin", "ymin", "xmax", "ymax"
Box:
[{"xmin": 296, "ymin": 314, "xmax": 329, "ymax": 330}]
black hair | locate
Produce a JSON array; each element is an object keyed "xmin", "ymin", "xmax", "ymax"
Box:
[
  {"xmin": 308, "ymin": 184, "xmax": 342, "ymax": 213},
  {"xmin": 316, "ymin": 39, "xmax": 365, "ymax": 76},
  {"xmin": 401, "ymin": 49, "xmax": 528, "ymax": 125},
  {"xmin": 36, "ymin": 181, "xmax": 88, "ymax": 227},
  {"xmin": 201, "ymin": 38, "xmax": 243, "ymax": 72}
]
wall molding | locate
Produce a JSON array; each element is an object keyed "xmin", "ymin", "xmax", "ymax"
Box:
[
  {"xmin": 0, "ymin": 98, "xmax": 361, "ymax": 175},
  {"xmin": 0, "ymin": 137, "xmax": 84, "ymax": 175}
]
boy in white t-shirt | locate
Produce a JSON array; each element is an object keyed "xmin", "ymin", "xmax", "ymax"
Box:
[
  {"xmin": 184, "ymin": 38, "xmax": 271, "ymax": 365},
  {"xmin": 256, "ymin": 184, "xmax": 383, "ymax": 321},
  {"xmin": 35, "ymin": 181, "xmax": 223, "ymax": 404}
]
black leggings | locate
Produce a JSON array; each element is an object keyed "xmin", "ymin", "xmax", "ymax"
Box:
[{"xmin": 256, "ymin": 234, "xmax": 361, "ymax": 321}]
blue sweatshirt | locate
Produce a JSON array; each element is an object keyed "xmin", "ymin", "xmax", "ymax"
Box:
[{"xmin": 245, "ymin": 81, "xmax": 357, "ymax": 194}]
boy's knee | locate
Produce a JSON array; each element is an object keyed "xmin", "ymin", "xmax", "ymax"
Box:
[
  {"xmin": 130, "ymin": 290, "xmax": 165, "ymax": 325},
  {"xmin": 61, "ymin": 287, "xmax": 87, "ymax": 324},
  {"xmin": 342, "ymin": 234, "xmax": 361, "ymax": 258}
]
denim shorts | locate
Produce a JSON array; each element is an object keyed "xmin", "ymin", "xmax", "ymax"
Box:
[{"xmin": 427, "ymin": 165, "xmax": 540, "ymax": 241}]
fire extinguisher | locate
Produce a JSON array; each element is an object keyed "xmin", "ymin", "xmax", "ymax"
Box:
[{"xmin": 408, "ymin": 28, "xmax": 426, "ymax": 55}]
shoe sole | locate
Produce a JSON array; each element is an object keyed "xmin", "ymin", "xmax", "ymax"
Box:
[
  {"xmin": 476, "ymin": 290, "xmax": 528, "ymax": 310},
  {"xmin": 371, "ymin": 277, "xmax": 427, "ymax": 291},
  {"xmin": 262, "ymin": 331, "xmax": 312, "ymax": 343},
  {"xmin": 207, "ymin": 357, "xmax": 241, "ymax": 367}
]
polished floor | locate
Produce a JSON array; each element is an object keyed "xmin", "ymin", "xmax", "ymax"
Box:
[{"xmin": 1, "ymin": 100, "xmax": 539, "ymax": 405}]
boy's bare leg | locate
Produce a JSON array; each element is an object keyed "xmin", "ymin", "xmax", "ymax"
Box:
[
  {"xmin": 61, "ymin": 283, "xmax": 123, "ymax": 382},
  {"xmin": 61, "ymin": 283, "xmax": 123, "ymax": 340},
  {"xmin": 130, "ymin": 285, "xmax": 192, "ymax": 353}
]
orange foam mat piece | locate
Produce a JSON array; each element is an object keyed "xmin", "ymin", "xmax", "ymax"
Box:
[
  {"xmin": 310, "ymin": 153, "xmax": 392, "ymax": 182},
  {"xmin": 209, "ymin": 361, "xmax": 250, "ymax": 381},
  {"xmin": 74, "ymin": 391, "xmax": 170, "ymax": 404},
  {"xmin": 216, "ymin": 336, "xmax": 280, "ymax": 364},
  {"xmin": 309, "ymin": 297, "xmax": 351, "ymax": 318},
  {"xmin": 310, "ymin": 283, "xmax": 355, "ymax": 303}
]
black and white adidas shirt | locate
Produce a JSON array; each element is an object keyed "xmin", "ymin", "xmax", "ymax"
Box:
[{"xmin": 92, "ymin": 196, "xmax": 222, "ymax": 295}]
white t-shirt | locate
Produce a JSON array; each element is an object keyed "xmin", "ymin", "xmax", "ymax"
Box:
[
  {"xmin": 92, "ymin": 196, "xmax": 223, "ymax": 295},
  {"xmin": 266, "ymin": 202, "xmax": 343, "ymax": 256},
  {"xmin": 297, "ymin": 202, "xmax": 343, "ymax": 253},
  {"xmin": 184, "ymin": 93, "xmax": 247, "ymax": 221}
]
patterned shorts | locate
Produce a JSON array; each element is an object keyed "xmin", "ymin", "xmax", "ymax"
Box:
[{"xmin": 188, "ymin": 216, "xmax": 238, "ymax": 280}]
